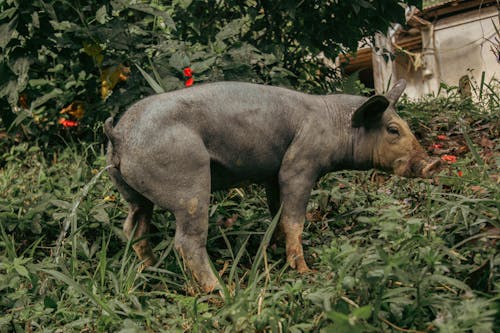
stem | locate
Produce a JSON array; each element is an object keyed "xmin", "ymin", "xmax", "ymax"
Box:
[{"xmin": 378, "ymin": 316, "xmax": 427, "ymax": 333}]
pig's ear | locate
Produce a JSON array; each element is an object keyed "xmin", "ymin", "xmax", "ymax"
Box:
[
  {"xmin": 351, "ymin": 95, "xmax": 390, "ymax": 128},
  {"xmin": 386, "ymin": 79, "xmax": 407, "ymax": 104}
]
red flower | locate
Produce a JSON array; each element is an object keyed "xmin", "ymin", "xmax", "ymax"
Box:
[
  {"xmin": 58, "ymin": 118, "xmax": 79, "ymax": 128},
  {"xmin": 437, "ymin": 135, "xmax": 447, "ymax": 141},
  {"xmin": 432, "ymin": 143, "xmax": 443, "ymax": 149},
  {"xmin": 457, "ymin": 170, "xmax": 463, "ymax": 177},
  {"xmin": 183, "ymin": 67, "xmax": 193, "ymax": 77},
  {"xmin": 441, "ymin": 155, "xmax": 457, "ymax": 163},
  {"xmin": 185, "ymin": 77, "xmax": 194, "ymax": 87}
]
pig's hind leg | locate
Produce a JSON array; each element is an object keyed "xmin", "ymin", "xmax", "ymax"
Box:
[
  {"xmin": 171, "ymin": 188, "xmax": 218, "ymax": 292},
  {"xmin": 108, "ymin": 167, "xmax": 156, "ymax": 267},
  {"xmin": 170, "ymin": 156, "xmax": 217, "ymax": 292},
  {"xmin": 139, "ymin": 136, "xmax": 218, "ymax": 292}
]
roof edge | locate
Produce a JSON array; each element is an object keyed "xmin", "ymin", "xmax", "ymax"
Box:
[{"xmin": 422, "ymin": 0, "xmax": 499, "ymax": 20}]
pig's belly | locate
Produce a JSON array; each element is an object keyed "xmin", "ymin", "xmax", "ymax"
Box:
[{"xmin": 209, "ymin": 156, "xmax": 281, "ymax": 191}]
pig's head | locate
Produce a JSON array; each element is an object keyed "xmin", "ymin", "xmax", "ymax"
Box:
[{"xmin": 352, "ymin": 79, "xmax": 440, "ymax": 178}]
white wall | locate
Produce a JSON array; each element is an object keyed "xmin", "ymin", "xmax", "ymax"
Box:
[
  {"xmin": 434, "ymin": 5, "xmax": 499, "ymax": 88},
  {"xmin": 373, "ymin": 5, "xmax": 499, "ymax": 99}
]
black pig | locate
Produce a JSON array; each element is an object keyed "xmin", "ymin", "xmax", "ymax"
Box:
[{"xmin": 104, "ymin": 80, "xmax": 440, "ymax": 291}]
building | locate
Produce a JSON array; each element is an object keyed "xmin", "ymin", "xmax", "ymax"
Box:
[{"xmin": 341, "ymin": 0, "xmax": 499, "ymax": 98}]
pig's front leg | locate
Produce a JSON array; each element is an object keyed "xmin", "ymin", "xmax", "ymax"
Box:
[{"xmin": 278, "ymin": 155, "xmax": 317, "ymax": 273}]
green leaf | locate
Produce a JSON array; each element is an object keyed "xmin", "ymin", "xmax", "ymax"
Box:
[
  {"xmin": 43, "ymin": 296, "xmax": 58, "ymax": 309},
  {"xmin": 135, "ymin": 64, "xmax": 165, "ymax": 94},
  {"xmin": 48, "ymin": 63, "xmax": 64, "ymax": 73},
  {"xmin": 92, "ymin": 207, "xmax": 109, "ymax": 223},
  {"xmin": 191, "ymin": 56, "xmax": 216, "ymax": 74},
  {"xmin": 169, "ymin": 52, "xmax": 190, "ymax": 72},
  {"xmin": 31, "ymin": 11, "xmax": 39, "ymax": 29},
  {"xmin": 325, "ymin": 311, "xmax": 359, "ymax": 333},
  {"xmin": 9, "ymin": 109, "xmax": 31, "ymax": 130},
  {"xmin": 352, "ymin": 4, "xmax": 360, "ymax": 15},
  {"xmin": 28, "ymin": 79, "xmax": 53, "ymax": 87},
  {"xmin": 29, "ymin": 88, "xmax": 63, "ymax": 111},
  {"xmin": 0, "ymin": 15, "xmax": 18, "ymax": 49},
  {"xmin": 216, "ymin": 18, "xmax": 246, "ymax": 41},
  {"xmin": 358, "ymin": 0, "xmax": 375, "ymax": 10},
  {"xmin": 118, "ymin": 319, "xmax": 143, "ymax": 333},
  {"xmin": 129, "ymin": 4, "xmax": 176, "ymax": 30},
  {"xmin": 0, "ymin": 7, "xmax": 17, "ymax": 21},
  {"xmin": 0, "ymin": 314, "xmax": 13, "ymax": 330},
  {"xmin": 96, "ymin": 6, "xmax": 108, "ymax": 24},
  {"xmin": 426, "ymin": 274, "xmax": 472, "ymax": 292},
  {"xmin": 352, "ymin": 305, "xmax": 372, "ymax": 320},
  {"xmin": 5, "ymin": 57, "xmax": 30, "ymax": 106},
  {"xmin": 175, "ymin": 0, "xmax": 192, "ymax": 10},
  {"xmin": 49, "ymin": 20, "xmax": 78, "ymax": 31},
  {"xmin": 50, "ymin": 199, "xmax": 72, "ymax": 210},
  {"xmin": 0, "ymin": 80, "xmax": 15, "ymax": 100},
  {"xmin": 38, "ymin": 1, "xmax": 57, "ymax": 21},
  {"xmin": 13, "ymin": 258, "xmax": 30, "ymax": 278},
  {"xmin": 326, "ymin": 311, "xmax": 349, "ymax": 323}
]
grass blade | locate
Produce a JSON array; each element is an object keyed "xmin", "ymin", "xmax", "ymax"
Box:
[
  {"xmin": 247, "ymin": 206, "xmax": 282, "ymax": 289},
  {"xmin": 39, "ymin": 268, "xmax": 118, "ymax": 318},
  {"xmin": 461, "ymin": 126, "xmax": 485, "ymax": 168},
  {"xmin": 228, "ymin": 234, "xmax": 251, "ymax": 291}
]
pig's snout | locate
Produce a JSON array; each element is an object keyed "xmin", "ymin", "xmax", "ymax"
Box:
[
  {"xmin": 420, "ymin": 158, "xmax": 441, "ymax": 177},
  {"xmin": 394, "ymin": 155, "xmax": 441, "ymax": 178},
  {"xmin": 409, "ymin": 157, "xmax": 441, "ymax": 178},
  {"xmin": 402, "ymin": 156, "xmax": 441, "ymax": 178}
]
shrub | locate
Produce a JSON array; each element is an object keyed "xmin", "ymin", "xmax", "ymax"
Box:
[{"xmin": 0, "ymin": 0, "xmax": 418, "ymax": 146}]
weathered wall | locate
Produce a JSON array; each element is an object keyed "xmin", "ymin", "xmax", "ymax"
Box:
[{"xmin": 373, "ymin": 5, "xmax": 499, "ymax": 99}]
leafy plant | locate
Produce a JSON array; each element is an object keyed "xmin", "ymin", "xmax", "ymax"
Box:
[{"xmin": 1, "ymin": 0, "xmax": 419, "ymax": 146}]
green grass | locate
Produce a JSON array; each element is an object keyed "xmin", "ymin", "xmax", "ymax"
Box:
[{"xmin": 0, "ymin": 85, "xmax": 499, "ymax": 332}]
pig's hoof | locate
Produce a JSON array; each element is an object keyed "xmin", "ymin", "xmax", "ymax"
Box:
[
  {"xmin": 137, "ymin": 256, "xmax": 157, "ymax": 272},
  {"xmin": 145, "ymin": 256, "xmax": 157, "ymax": 266},
  {"xmin": 297, "ymin": 266, "xmax": 311, "ymax": 274},
  {"xmin": 296, "ymin": 262, "xmax": 311, "ymax": 273},
  {"xmin": 201, "ymin": 280, "xmax": 221, "ymax": 294},
  {"xmin": 288, "ymin": 255, "xmax": 311, "ymax": 273},
  {"xmin": 143, "ymin": 256, "xmax": 157, "ymax": 266},
  {"xmin": 195, "ymin": 272, "xmax": 220, "ymax": 294}
]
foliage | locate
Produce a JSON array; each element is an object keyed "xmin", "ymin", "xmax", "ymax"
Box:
[
  {"xmin": 0, "ymin": 84, "xmax": 498, "ymax": 332},
  {"xmin": 0, "ymin": 0, "xmax": 419, "ymax": 145}
]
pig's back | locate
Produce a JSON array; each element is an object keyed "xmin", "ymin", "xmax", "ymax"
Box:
[{"xmin": 114, "ymin": 81, "xmax": 319, "ymax": 151}]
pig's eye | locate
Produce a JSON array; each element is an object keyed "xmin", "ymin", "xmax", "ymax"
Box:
[{"xmin": 387, "ymin": 126, "xmax": 400, "ymax": 136}]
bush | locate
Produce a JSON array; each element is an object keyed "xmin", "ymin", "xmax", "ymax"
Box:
[{"xmin": 0, "ymin": 0, "xmax": 418, "ymax": 146}]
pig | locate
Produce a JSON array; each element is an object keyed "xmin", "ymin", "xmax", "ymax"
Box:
[{"xmin": 104, "ymin": 79, "xmax": 440, "ymax": 292}]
